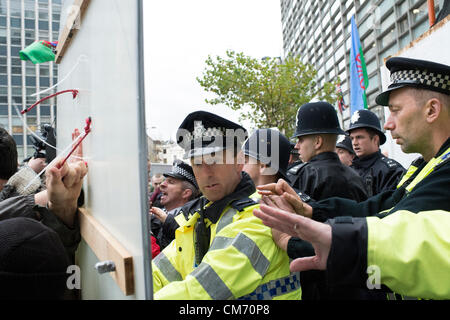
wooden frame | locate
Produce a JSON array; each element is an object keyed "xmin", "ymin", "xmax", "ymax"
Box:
[
  {"xmin": 78, "ymin": 208, "xmax": 135, "ymax": 296},
  {"xmin": 55, "ymin": 0, "xmax": 91, "ymax": 64}
]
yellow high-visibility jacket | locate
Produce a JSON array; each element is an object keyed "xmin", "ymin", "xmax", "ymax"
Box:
[{"xmin": 152, "ymin": 199, "xmax": 301, "ymax": 300}]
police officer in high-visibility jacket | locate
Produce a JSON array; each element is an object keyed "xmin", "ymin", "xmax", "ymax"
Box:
[
  {"xmin": 254, "ymin": 57, "xmax": 450, "ymax": 300},
  {"xmin": 152, "ymin": 111, "xmax": 301, "ymax": 300}
]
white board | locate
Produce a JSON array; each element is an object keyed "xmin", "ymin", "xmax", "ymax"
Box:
[
  {"xmin": 380, "ymin": 16, "xmax": 450, "ymax": 168},
  {"xmin": 56, "ymin": 0, "xmax": 151, "ymax": 299}
]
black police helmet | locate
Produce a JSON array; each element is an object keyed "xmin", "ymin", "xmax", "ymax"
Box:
[
  {"xmin": 346, "ymin": 109, "xmax": 386, "ymax": 145},
  {"xmin": 242, "ymin": 128, "xmax": 291, "ymax": 181},
  {"xmin": 292, "ymin": 102, "xmax": 345, "ymax": 139},
  {"xmin": 336, "ymin": 135, "xmax": 355, "ymax": 155}
]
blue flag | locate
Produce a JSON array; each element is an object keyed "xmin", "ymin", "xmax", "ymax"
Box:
[{"xmin": 349, "ymin": 16, "xmax": 369, "ymax": 115}]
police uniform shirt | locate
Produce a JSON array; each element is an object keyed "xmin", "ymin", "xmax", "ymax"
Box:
[{"xmin": 351, "ymin": 150, "xmax": 406, "ymax": 196}]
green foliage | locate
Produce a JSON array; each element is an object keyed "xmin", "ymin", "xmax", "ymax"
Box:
[{"xmin": 197, "ymin": 50, "xmax": 339, "ymax": 138}]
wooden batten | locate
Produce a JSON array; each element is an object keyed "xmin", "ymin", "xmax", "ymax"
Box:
[{"xmin": 78, "ymin": 208, "xmax": 135, "ymax": 296}]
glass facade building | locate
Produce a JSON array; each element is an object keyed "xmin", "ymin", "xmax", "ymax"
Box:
[
  {"xmin": 280, "ymin": 0, "xmax": 441, "ymax": 128},
  {"xmin": 0, "ymin": 0, "xmax": 61, "ymax": 160}
]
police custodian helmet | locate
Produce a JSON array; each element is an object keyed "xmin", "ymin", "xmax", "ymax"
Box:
[
  {"xmin": 292, "ymin": 101, "xmax": 346, "ymax": 138},
  {"xmin": 242, "ymin": 128, "xmax": 291, "ymax": 181},
  {"xmin": 347, "ymin": 109, "xmax": 387, "ymax": 145}
]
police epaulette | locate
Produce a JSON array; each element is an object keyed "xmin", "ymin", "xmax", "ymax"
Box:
[
  {"xmin": 230, "ymin": 197, "xmax": 257, "ymax": 212},
  {"xmin": 179, "ymin": 196, "xmax": 207, "ymax": 220},
  {"xmin": 288, "ymin": 162, "xmax": 308, "ymax": 175}
]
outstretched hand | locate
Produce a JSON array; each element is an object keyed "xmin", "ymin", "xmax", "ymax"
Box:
[
  {"xmin": 257, "ymin": 179, "xmax": 313, "ymax": 218},
  {"xmin": 253, "ymin": 203, "xmax": 331, "ymax": 272}
]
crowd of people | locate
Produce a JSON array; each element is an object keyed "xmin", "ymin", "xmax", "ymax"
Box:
[{"xmin": 0, "ymin": 56, "xmax": 449, "ymax": 300}]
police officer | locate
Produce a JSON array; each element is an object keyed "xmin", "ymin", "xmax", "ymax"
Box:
[
  {"xmin": 150, "ymin": 160, "xmax": 200, "ymax": 250},
  {"xmin": 255, "ymin": 57, "xmax": 450, "ymax": 299},
  {"xmin": 286, "ymin": 142, "xmax": 304, "ymax": 184},
  {"xmin": 242, "ymin": 128, "xmax": 292, "ymax": 187},
  {"xmin": 336, "ymin": 135, "xmax": 356, "ymax": 167},
  {"xmin": 283, "ymin": 101, "xmax": 372, "ymax": 300},
  {"xmin": 152, "ymin": 111, "xmax": 301, "ymax": 300},
  {"xmin": 289, "ymin": 101, "xmax": 368, "ymax": 202},
  {"xmin": 347, "ymin": 109, "xmax": 405, "ymax": 196}
]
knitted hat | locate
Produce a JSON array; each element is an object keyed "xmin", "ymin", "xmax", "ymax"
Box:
[{"xmin": 0, "ymin": 218, "xmax": 70, "ymax": 299}]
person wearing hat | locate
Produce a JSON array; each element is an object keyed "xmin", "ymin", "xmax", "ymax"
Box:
[
  {"xmin": 289, "ymin": 101, "xmax": 368, "ymax": 203},
  {"xmin": 347, "ymin": 109, "xmax": 405, "ymax": 196},
  {"xmin": 0, "ymin": 217, "xmax": 70, "ymax": 299},
  {"xmin": 286, "ymin": 142, "xmax": 304, "ymax": 183},
  {"xmin": 241, "ymin": 128, "xmax": 291, "ymax": 188},
  {"xmin": 272, "ymin": 101, "xmax": 372, "ymax": 300},
  {"xmin": 335, "ymin": 135, "xmax": 356, "ymax": 167},
  {"xmin": 254, "ymin": 57, "xmax": 450, "ymax": 299},
  {"xmin": 152, "ymin": 110, "xmax": 301, "ymax": 300},
  {"xmin": 150, "ymin": 160, "xmax": 201, "ymax": 250}
]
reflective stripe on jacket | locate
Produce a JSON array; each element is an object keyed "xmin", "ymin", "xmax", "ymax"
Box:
[{"xmin": 152, "ymin": 203, "xmax": 301, "ymax": 300}]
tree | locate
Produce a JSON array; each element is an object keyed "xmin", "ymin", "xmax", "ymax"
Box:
[{"xmin": 197, "ymin": 50, "xmax": 339, "ymax": 138}]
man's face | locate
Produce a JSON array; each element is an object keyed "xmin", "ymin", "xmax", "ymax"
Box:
[
  {"xmin": 191, "ymin": 150, "xmax": 243, "ymax": 202},
  {"xmin": 152, "ymin": 177, "xmax": 164, "ymax": 189},
  {"xmin": 295, "ymin": 135, "xmax": 316, "ymax": 163},
  {"xmin": 336, "ymin": 147, "xmax": 355, "ymax": 166},
  {"xmin": 349, "ymin": 128, "xmax": 379, "ymax": 158},
  {"xmin": 159, "ymin": 177, "xmax": 186, "ymax": 208},
  {"xmin": 384, "ymin": 87, "xmax": 425, "ymax": 155}
]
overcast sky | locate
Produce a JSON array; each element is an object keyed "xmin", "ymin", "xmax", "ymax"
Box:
[{"xmin": 143, "ymin": 0, "xmax": 284, "ymax": 141}]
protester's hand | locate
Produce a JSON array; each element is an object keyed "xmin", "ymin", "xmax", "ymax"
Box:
[
  {"xmin": 27, "ymin": 157, "xmax": 47, "ymax": 174},
  {"xmin": 257, "ymin": 179, "xmax": 313, "ymax": 218},
  {"xmin": 151, "ymin": 207, "xmax": 168, "ymax": 223},
  {"xmin": 69, "ymin": 128, "xmax": 83, "ymax": 164},
  {"xmin": 253, "ymin": 203, "xmax": 331, "ymax": 272},
  {"xmin": 46, "ymin": 158, "xmax": 88, "ymax": 228}
]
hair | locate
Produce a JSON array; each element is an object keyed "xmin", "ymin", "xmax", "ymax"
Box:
[
  {"xmin": 318, "ymin": 133, "xmax": 338, "ymax": 151},
  {"xmin": 410, "ymin": 87, "xmax": 450, "ymax": 110},
  {"xmin": 181, "ymin": 180, "xmax": 201, "ymax": 201},
  {"xmin": 0, "ymin": 128, "xmax": 18, "ymax": 180}
]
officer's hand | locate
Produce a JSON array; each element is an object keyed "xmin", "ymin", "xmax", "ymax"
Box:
[
  {"xmin": 253, "ymin": 203, "xmax": 331, "ymax": 272},
  {"xmin": 46, "ymin": 158, "xmax": 88, "ymax": 228},
  {"xmin": 257, "ymin": 179, "xmax": 313, "ymax": 218},
  {"xmin": 271, "ymin": 228, "xmax": 291, "ymax": 252},
  {"xmin": 151, "ymin": 207, "xmax": 168, "ymax": 223}
]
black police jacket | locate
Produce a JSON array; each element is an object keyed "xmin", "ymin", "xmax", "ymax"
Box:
[
  {"xmin": 287, "ymin": 152, "xmax": 384, "ymax": 300},
  {"xmin": 351, "ymin": 150, "xmax": 406, "ymax": 197},
  {"xmin": 289, "ymin": 152, "xmax": 368, "ymax": 202}
]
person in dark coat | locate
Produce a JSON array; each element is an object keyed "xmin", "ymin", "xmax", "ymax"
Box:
[
  {"xmin": 277, "ymin": 101, "xmax": 382, "ymax": 300},
  {"xmin": 347, "ymin": 109, "xmax": 406, "ymax": 196},
  {"xmin": 289, "ymin": 102, "xmax": 368, "ymax": 203}
]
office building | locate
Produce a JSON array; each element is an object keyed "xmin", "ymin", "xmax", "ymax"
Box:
[
  {"xmin": 280, "ymin": 0, "xmax": 441, "ymax": 127},
  {"xmin": 0, "ymin": 0, "xmax": 61, "ymax": 160}
]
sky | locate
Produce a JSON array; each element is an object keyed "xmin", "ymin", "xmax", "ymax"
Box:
[{"xmin": 143, "ymin": 0, "xmax": 284, "ymax": 141}]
